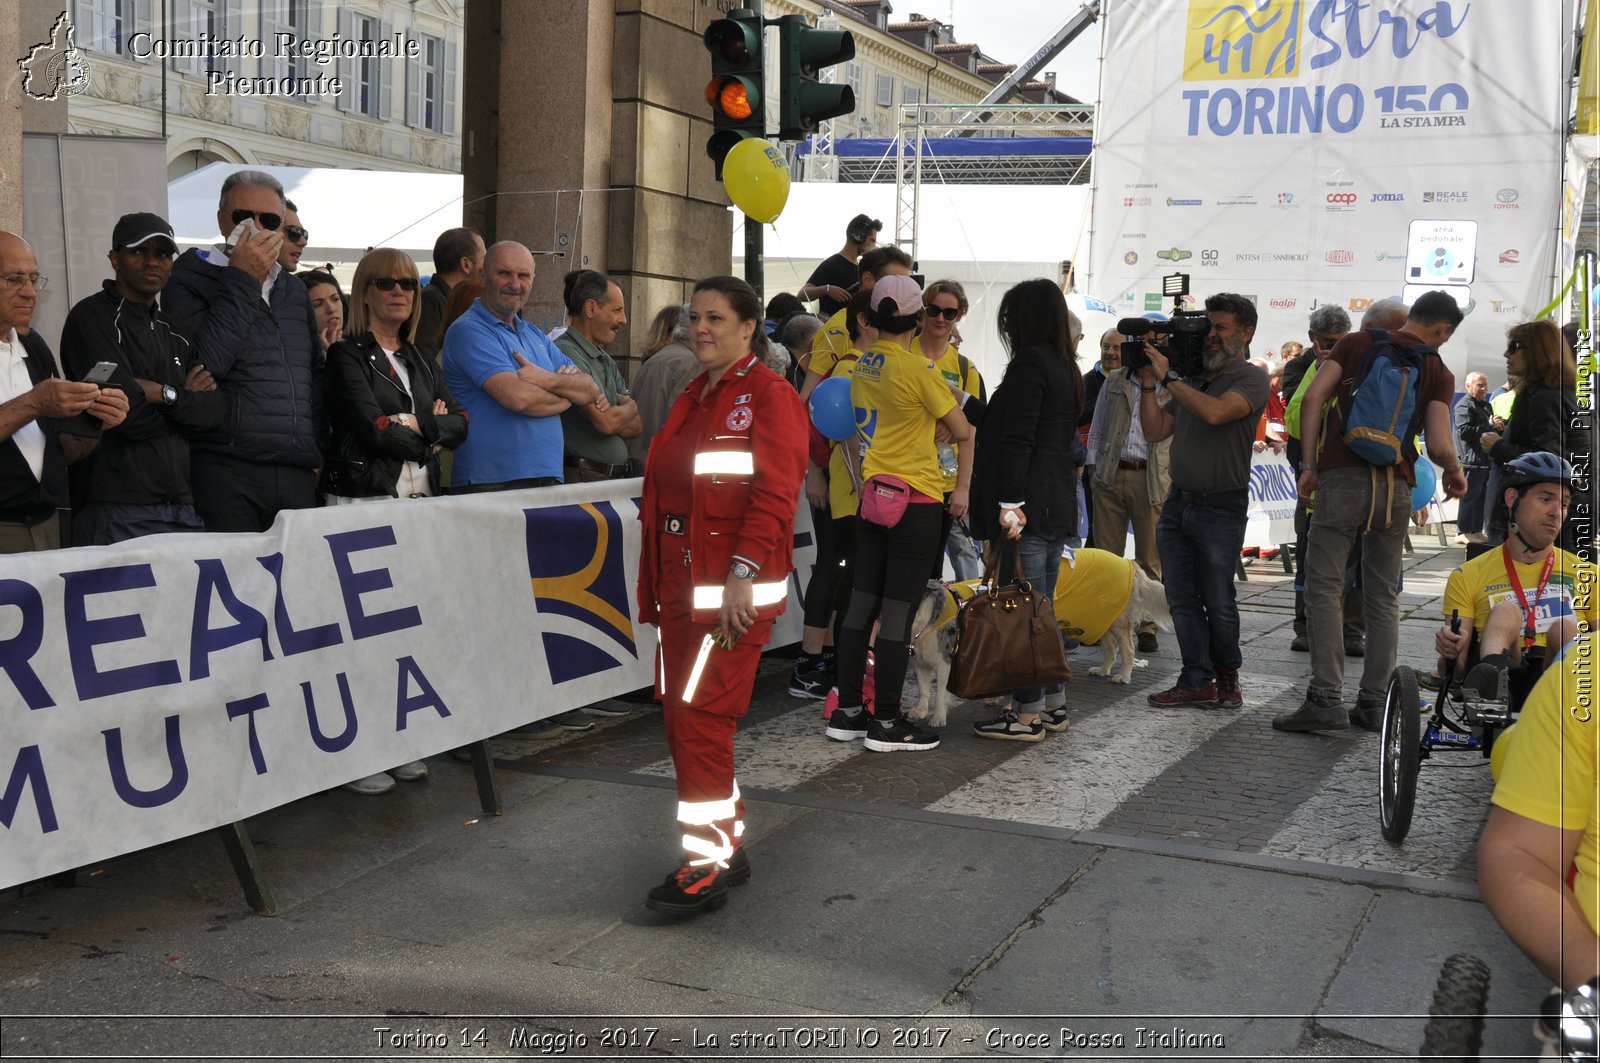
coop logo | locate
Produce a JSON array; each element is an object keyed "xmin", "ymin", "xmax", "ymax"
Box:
[
  {"xmin": 1499, "ymin": 248, "xmax": 1521, "ymax": 265},
  {"xmin": 1326, "ymin": 192, "xmax": 1358, "ymax": 205},
  {"xmin": 526, "ymin": 501, "xmax": 638, "ymax": 684},
  {"xmin": 1371, "ymin": 192, "xmax": 1404, "ymax": 203},
  {"xmin": 1422, "ymin": 190, "xmax": 1469, "ymax": 204},
  {"xmin": 1166, "ymin": 197, "xmax": 1204, "ymax": 207},
  {"xmin": 1182, "ymin": 0, "xmax": 1300, "ymax": 81},
  {"xmin": 1494, "ymin": 187, "xmax": 1520, "ymax": 209},
  {"xmin": 1123, "ymin": 196, "xmax": 1152, "ymax": 208},
  {"xmin": 1268, "ymin": 297, "xmax": 1297, "ymax": 309},
  {"xmin": 1157, "ymin": 247, "xmax": 1194, "ymax": 262},
  {"xmin": 1200, "ymin": 249, "xmax": 1220, "ymax": 265},
  {"xmin": 1123, "ymin": 250, "xmax": 1139, "ymax": 265},
  {"xmin": 1325, "ymin": 249, "xmax": 1354, "ymax": 264}
]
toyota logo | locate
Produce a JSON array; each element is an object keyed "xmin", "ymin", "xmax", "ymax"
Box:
[{"xmin": 1326, "ymin": 193, "xmax": 1357, "ymax": 205}]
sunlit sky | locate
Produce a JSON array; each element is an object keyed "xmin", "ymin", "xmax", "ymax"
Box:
[{"xmin": 945, "ymin": 0, "xmax": 1105, "ymax": 101}]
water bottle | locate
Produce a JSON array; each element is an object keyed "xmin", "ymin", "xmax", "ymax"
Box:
[{"xmin": 937, "ymin": 442, "xmax": 958, "ymax": 478}]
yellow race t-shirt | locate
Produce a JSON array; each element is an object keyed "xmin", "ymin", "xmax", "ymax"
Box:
[
  {"xmin": 1443, "ymin": 547, "xmax": 1598, "ymax": 648},
  {"xmin": 914, "ymin": 337, "xmax": 984, "ymax": 494},
  {"xmin": 1489, "ymin": 633, "xmax": 1600, "ymax": 932},
  {"xmin": 827, "ymin": 351, "xmax": 862, "ymax": 517},
  {"xmin": 851, "ymin": 339, "xmax": 954, "ymax": 501},
  {"xmin": 808, "ymin": 307, "xmax": 850, "ymax": 382}
]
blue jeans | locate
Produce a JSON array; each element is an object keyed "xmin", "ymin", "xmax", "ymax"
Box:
[
  {"xmin": 1156, "ymin": 490, "xmax": 1248, "ymax": 690},
  {"xmin": 73, "ymin": 502, "xmax": 205, "ymax": 546},
  {"xmin": 997, "ymin": 530, "xmax": 1067, "ymax": 711}
]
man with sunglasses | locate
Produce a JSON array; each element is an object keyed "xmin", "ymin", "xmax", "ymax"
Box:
[
  {"xmin": 58, "ymin": 213, "xmax": 224, "ymax": 545},
  {"xmin": 276, "ymin": 199, "xmax": 311, "ymax": 274},
  {"xmin": 164, "ymin": 168, "xmax": 326, "ymax": 533}
]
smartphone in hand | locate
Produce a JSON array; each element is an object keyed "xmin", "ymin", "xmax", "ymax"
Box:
[{"xmin": 82, "ymin": 361, "xmax": 119, "ymax": 386}]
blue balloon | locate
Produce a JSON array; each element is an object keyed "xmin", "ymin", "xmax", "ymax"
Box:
[
  {"xmin": 1411, "ymin": 457, "xmax": 1438, "ymax": 510},
  {"xmin": 809, "ymin": 376, "xmax": 856, "ymax": 441},
  {"xmin": 1142, "ymin": 311, "xmax": 1169, "ymax": 321},
  {"xmin": 1591, "ymin": 282, "xmax": 1600, "ymax": 308}
]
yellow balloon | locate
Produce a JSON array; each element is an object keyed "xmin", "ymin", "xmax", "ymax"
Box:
[{"xmin": 723, "ymin": 137, "xmax": 790, "ymax": 224}]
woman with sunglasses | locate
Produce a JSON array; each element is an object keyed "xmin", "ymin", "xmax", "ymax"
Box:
[
  {"xmin": 319, "ymin": 248, "xmax": 468, "ymax": 793},
  {"xmin": 1479, "ymin": 320, "xmax": 1581, "ymax": 549},
  {"xmin": 914, "ymin": 279, "xmax": 985, "ymax": 580}
]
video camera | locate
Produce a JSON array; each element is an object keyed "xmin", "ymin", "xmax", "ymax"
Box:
[{"xmin": 1117, "ymin": 273, "xmax": 1210, "ymax": 378}]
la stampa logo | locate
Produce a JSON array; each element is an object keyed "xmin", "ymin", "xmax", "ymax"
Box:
[{"xmin": 18, "ymin": 11, "xmax": 91, "ymax": 102}]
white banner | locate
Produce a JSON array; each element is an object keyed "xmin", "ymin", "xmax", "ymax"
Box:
[
  {"xmin": 0, "ymin": 483, "xmax": 816, "ymax": 888},
  {"xmin": 1245, "ymin": 449, "xmax": 1299, "ymax": 549},
  {"xmin": 1088, "ymin": 0, "xmax": 1575, "ymax": 383}
]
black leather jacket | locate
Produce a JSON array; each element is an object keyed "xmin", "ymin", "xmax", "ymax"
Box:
[{"xmin": 319, "ymin": 332, "xmax": 468, "ymax": 498}]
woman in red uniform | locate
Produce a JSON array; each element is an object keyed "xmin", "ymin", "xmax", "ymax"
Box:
[{"xmin": 637, "ymin": 275, "xmax": 807, "ymax": 915}]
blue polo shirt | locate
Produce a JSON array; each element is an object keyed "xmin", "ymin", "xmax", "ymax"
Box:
[{"xmin": 443, "ymin": 300, "xmax": 576, "ymax": 484}]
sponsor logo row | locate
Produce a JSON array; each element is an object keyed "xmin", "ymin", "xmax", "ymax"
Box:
[
  {"xmin": 1117, "ymin": 247, "xmax": 1521, "ymax": 267},
  {"xmin": 1119, "ymin": 187, "xmax": 1521, "ymax": 209},
  {"xmin": 1112, "ymin": 293, "xmax": 1518, "ymax": 317}
]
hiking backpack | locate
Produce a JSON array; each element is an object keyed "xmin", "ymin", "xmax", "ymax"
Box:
[{"xmin": 1341, "ymin": 329, "xmax": 1435, "ymax": 466}]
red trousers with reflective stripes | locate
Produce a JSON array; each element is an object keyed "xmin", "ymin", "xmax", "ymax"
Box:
[{"xmin": 655, "ymin": 562, "xmax": 769, "ymax": 851}]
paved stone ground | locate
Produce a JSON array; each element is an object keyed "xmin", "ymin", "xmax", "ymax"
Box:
[{"xmin": 502, "ymin": 528, "xmax": 1492, "ymax": 889}]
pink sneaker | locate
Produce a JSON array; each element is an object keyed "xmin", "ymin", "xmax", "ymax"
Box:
[{"xmin": 821, "ymin": 654, "xmax": 876, "ymax": 718}]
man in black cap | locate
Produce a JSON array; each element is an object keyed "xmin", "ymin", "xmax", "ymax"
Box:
[
  {"xmin": 799, "ymin": 213, "xmax": 880, "ymax": 318},
  {"xmin": 58, "ymin": 212, "xmax": 225, "ymax": 545}
]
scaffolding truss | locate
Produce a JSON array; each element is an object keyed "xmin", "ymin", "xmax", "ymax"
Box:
[{"xmin": 891, "ymin": 103, "xmax": 1096, "ymax": 262}]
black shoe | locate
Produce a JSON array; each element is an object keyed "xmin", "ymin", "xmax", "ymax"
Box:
[
  {"xmin": 725, "ymin": 846, "xmax": 751, "ymax": 887},
  {"xmin": 972, "ymin": 710, "xmax": 1046, "ymax": 742},
  {"xmin": 1136, "ymin": 631, "xmax": 1159, "ymax": 654},
  {"xmin": 864, "ymin": 715, "xmax": 941, "ymax": 752},
  {"xmin": 1344, "ymin": 638, "xmax": 1365, "ymax": 658},
  {"xmin": 789, "ymin": 660, "xmax": 831, "ymax": 700},
  {"xmin": 1290, "ymin": 635, "xmax": 1310, "ymax": 652},
  {"xmin": 1348, "ymin": 696, "xmax": 1384, "ymax": 732},
  {"xmin": 552, "ymin": 710, "xmax": 594, "ymax": 732},
  {"xmin": 1271, "ymin": 693, "xmax": 1349, "ymax": 733},
  {"xmin": 824, "ymin": 706, "xmax": 870, "ymax": 742},
  {"xmin": 645, "ymin": 860, "xmax": 730, "ymax": 915},
  {"xmin": 1462, "ymin": 656, "xmax": 1513, "ymax": 702}
]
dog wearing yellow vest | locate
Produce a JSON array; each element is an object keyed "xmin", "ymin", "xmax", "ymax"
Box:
[{"xmin": 908, "ymin": 547, "xmax": 1172, "ymax": 727}]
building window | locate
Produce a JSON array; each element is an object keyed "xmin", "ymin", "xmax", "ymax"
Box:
[
  {"xmin": 875, "ymin": 73, "xmax": 894, "ymax": 108},
  {"xmin": 422, "ymin": 34, "xmax": 443, "ymax": 130},
  {"xmin": 80, "ymin": 0, "xmax": 135, "ymax": 56},
  {"xmin": 846, "ymin": 62, "xmax": 862, "ymax": 98},
  {"xmin": 354, "ymin": 13, "xmax": 380, "ymax": 116},
  {"xmin": 263, "ymin": 0, "xmax": 314, "ymax": 84},
  {"xmin": 902, "ymin": 84, "xmax": 922, "ymax": 111}
]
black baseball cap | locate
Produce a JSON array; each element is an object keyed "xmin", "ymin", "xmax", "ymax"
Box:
[{"xmin": 112, "ymin": 212, "xmax": 177, "ymax": 252}]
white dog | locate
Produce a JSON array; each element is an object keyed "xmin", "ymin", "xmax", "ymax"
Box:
[{"xmin": 907, "ymin": 548, "xmax": 1173, "ymax": 727}]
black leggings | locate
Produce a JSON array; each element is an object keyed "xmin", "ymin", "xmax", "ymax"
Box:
[
  {"xmin": 802, "ymin": 509, "xmax": 856, "ymax": 633},
  {"xmin": 835, "ymin": 502, "xmax": 944, "ymax": 718}
]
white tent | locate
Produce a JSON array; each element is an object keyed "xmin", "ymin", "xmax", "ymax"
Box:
[
  {"xmin": 735, "ymin": 183, "xmax": 1096, "ymax": 387},
  {"xmin": 168, "ymin": 163, "xmax": 464, "ymax": 269}
]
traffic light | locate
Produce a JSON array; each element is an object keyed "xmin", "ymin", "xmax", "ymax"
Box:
[
  {"xmin": 703, "ymin": 11, "xmax": 765, "ymax": 179},
  {"xmin": 775, "ymin": 14, "xmax": 856, "ymax": 142}
]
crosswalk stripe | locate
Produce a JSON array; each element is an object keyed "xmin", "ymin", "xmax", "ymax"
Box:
[
  {"xmin": 633, "ymin": 701, "xmax": 863, "ymax": 789},
  {"xmin": 925, "ymin": 690, "xmax": 1243, "ymax": 830}
]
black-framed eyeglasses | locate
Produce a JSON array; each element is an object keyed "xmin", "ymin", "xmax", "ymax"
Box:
[
  {"xmin": 230, "ymin": 208, "xmax": 282, "ymax": 231},
  {"xmin": 924, "ymin": 305, "xmax": 961, "ymax": 321},
  {"xmin": 371, "ymin": 277, "xmax": 419, "ymax": 292},
  {"xmin": 283, "ymin": 225, "xmax": 309, "ymax": 244},
  {"xmin": 1506, "ymin": 339, "xmax": 1525, "ymax": 352}
]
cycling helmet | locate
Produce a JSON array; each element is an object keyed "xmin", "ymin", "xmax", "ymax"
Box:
[{"xmin": 1500, "ymin": 451, "xmax": 1576, "ymax": 490}]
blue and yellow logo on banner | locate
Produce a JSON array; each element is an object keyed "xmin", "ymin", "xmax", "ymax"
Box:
[
  {"xmin": 526, "ymin": 501, "xmax": 637, "ymax": 684},
  {"xmin": 1184, "ymin": 0, "xmax": 1301, "ymax": 80}
]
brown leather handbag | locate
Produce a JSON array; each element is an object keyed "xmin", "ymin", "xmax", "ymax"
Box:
[{"xmin": 947, "ymin": 547, "xmax": 1072, "ymax": 701}]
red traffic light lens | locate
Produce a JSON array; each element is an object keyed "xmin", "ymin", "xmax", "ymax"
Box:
[{"xmin": 706, "ymin": 22, "xmax": 753, "ymax": 64}]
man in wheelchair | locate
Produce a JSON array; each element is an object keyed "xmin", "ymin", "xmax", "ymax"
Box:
[{"xmin": 1433, "ymin": 452, "xmax": 1594, "ymax": 721}]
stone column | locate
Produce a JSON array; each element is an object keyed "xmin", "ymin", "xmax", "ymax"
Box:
[{"xmin": 463, "ymin": 0, "xmax": 735, "ymax": 376}]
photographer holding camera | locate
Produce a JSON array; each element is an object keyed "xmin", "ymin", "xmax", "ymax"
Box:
[{"xmin": 1133, "ymin": 291, "xmax": 1269, "ymax": 709}]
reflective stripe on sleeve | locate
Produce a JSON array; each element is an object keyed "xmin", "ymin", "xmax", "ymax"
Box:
[
  {"xmin": 694, "ymin": 451, "xmax": 755, "ymax": 476},
  {"xmin": 692, "ymin": 580, "xmax": 788, "ymax": 612}
]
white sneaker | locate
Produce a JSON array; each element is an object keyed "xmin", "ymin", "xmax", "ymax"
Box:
[
  {"xmin": 389, "ymin": 760, "xmax": 428, "ymax": 782},
  {"xmin": 342, "ymin": 772, "xmax": 395, "ymax": 795}
]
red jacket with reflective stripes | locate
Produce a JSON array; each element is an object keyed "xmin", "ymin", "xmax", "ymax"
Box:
[{"xmin": 637, "ymin": 353, "xmax": 808, "ymax": 625}]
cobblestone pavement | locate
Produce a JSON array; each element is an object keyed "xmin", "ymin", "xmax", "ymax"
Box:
[{"xmin": 500, "ymin": 531, "xmax": 1492, "ymax": 889}]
